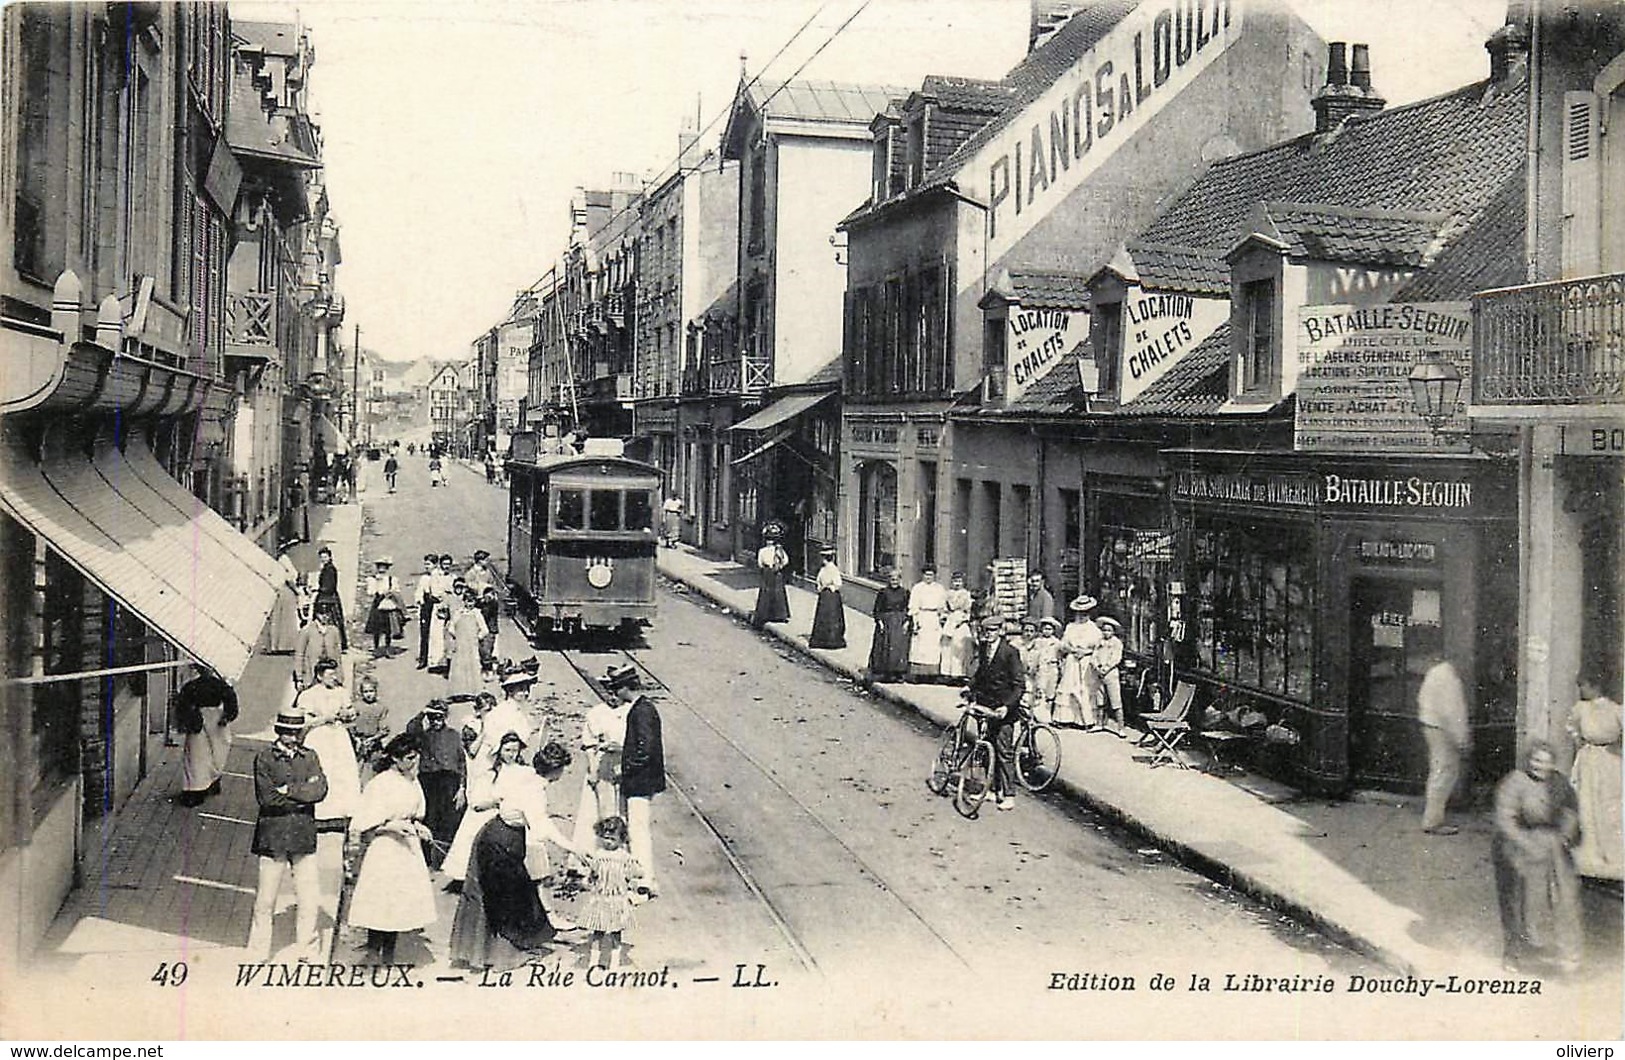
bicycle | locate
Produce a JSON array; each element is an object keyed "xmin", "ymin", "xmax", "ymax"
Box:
[
  {"xmin": 1010, "ymin": 705, "xmax": 1062, "ymax": 792},
  {"xmin": 927, "ymin": 703, "xmax": 997, "ymax": 819}
]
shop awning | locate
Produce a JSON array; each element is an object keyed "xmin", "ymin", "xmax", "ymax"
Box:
[
  {"xmin": 318, "ymin": 414, "xmax": 351, "ymax": 453},
  {"xmin": 730, "ymin": 425, "xmax": 797, "ymax": 466},
  {"xmin": 0, "ymin": 429, "xmax": 281, "ymax": 683},
  {"xmin": 728, "ymin": 390, "xmax": 834, "ymax": 434}
]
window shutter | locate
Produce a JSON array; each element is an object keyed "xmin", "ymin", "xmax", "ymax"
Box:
[{"xmin": 1562, "ymin": 90, "xmax": 1601, "ymax": 277}]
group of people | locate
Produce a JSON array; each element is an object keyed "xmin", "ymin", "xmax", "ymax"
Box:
[
  {"xmin": 409, "ymin": 550, "xmax": 504, "ymax": 691},
  {"xmin": 245, "ymin": 653, "xmax": 667, "ymax": 972}
]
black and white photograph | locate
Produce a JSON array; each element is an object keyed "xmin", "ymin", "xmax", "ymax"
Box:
[{"xmin": 0, "ymin": 0, "xmax": 1621, "ymax": 1042}]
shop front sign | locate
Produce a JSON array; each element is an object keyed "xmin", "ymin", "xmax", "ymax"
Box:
[
  {"xmin": 1173, "ymin": 469, "xmax": 1317, "ymax": 508},
  {"xmin": 1558, "ymin": 423, "xmax": 1625, "ymax": 455},
  {"xmin": 1354, "ymin": 539, "xmax": 1438, "ymax": 563},
  {"xmin": 851, "ymin": 424, "xmax": 900, "ymax": 446},
  {"xmin": 1295, "ymin": 301, "xmax": 1473, "ymax": 454},
  {"xmin": 1322, "ymin": 473, "xmax": 1473, "ymax": 510}
]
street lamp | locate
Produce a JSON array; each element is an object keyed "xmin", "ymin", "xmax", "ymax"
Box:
[{"xmin": 1407, "ymin": 354, "xmax": 1463, "ymax": 434}]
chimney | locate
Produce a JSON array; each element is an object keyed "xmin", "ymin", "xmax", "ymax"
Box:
[
  {"xmin": 1312, "ymin": 42, "xmax": 1386, "ymax": 134},
  {"xmin": 1484, "ymin": 5, "xmax": 1531, "ymax": 86}
]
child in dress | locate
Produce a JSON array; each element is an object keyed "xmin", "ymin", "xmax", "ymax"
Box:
[
  {"xmin": 1018, "ymin": 620, "xmax": 1041, "ymax": 711},
  {"xmin": 579, "ymin": 816, "xmax": 642, "ymax": 971},
  {"xmin": 1031, "ymin": 617, "xmax": 1063, "ymax": 724}
]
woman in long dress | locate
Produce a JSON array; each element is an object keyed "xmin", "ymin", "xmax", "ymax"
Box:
[
  {"xmin": 311, "ymin": 546, "xmax": 347, "ymax": 651},
  {"xmin": 445, "ymin": 590, "xmax": 489, "ymax": 697},
  {"xmin": 449, "ymin": 743, "xmax": 581, "ymax": 970},
  {"xmin": 175, "ymin": 666, "xmax": 238, "ymax": 806},
  {"xmin": 867, "ymin": 569, "xmax": 910, "ymax": 681},
  {"xmin": 1053, "ymin": 595, "xmax": 1102, "ymax": 729},
  {"xmin": 1492, "ymin": 741, "xmax": 1584, "ymax": 974},
  {"xmin": 939, "ymin": 571, "xmax": 974, "ymax": 683},
  {"xmin": 296, "ymin": 658, "xmax": 362, "ymax": 928},
  {"xmin": 1566, "ymin": 676, "xmax": 1623, "ymax": 880},
  {"xmin": 443, "ymin": 730, "xmax": 527, "ymax": 885},
  {"xmin": 363, "ymin": 557, "xmax": 405, "ymax": 657},
  {"xmin": 347, "ymin": 734, "xmax": 438, "ymax": 965},
  {"xmin": 267, "ymin": 547, "xmax": 304, "ymax": 654},
  {"xmin": 752, "ymin": 523, "xmax": 791, "ymax": 628},
  {"xmin": 808, "ymin": 547, "xmax": 846, "ymax": 649},
  {"xmin": 907, "ymin": 566, "xmax": 948, "ymax": 681},
  {"xmin": 569, "ymin": 685, "xmax": 629, "ymax": 862}
]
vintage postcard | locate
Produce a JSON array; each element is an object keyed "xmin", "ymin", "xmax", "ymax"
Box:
[{"xmin": 0, "ymin": 0, "xmax": 1620, "ymax": 1042}]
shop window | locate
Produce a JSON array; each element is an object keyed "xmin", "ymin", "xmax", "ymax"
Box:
[
  {"xmin": 1058, "ymin": 488, "xmax": 1082, "ymax": 601},
  {"xmin": 1239, "ymin": 278, "xmax": 1277, "ymax": 395},
  {"xmin": 1096, "ymin": 524, "xmax": 1164, "ymax": 655},
  {"xmin": 556, "ymin": 488, "xmax": 586, "ymax": 530},
  {"xmin": 1189, "ymin": 521, "xmax": 1314, "ymax": 700},
  {"xmin": 859, "ymin": 461, "xmax": 899, "ymax": 578}
]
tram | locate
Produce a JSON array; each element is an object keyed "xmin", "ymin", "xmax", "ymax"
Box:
[{"xmin": 505, "ymin": 433, "xmax": 660, "ymax": 637}]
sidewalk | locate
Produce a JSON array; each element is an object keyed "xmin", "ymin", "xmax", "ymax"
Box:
[
  {"xmin": 37, "ymin": 501, "xmax": 368, "ymax": 968},
  {"xmin": 656, "ymin": 544, "xmax": 1623, "ymax": 982}
]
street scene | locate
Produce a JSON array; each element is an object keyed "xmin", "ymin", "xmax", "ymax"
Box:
[{"xmin": 1, "ymin": 0, "xmax": 1622, "ymax": 1044}]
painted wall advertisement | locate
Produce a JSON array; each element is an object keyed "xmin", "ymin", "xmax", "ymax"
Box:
[
  {"xmin": 1294, "ymin": 301, "xmax": 1472, "ymax": 453},
  {"xmin": 1117, "ymin": 289, "xmax": 1230, "ymax": 403},
  {"xmin": 1006, "ymin": 306, "xmax": 1089, "ymax": 403}
]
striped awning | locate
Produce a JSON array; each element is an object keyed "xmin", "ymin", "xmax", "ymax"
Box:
[{"xmin": 0, "ymin": 426, "xmax": 281, "ymax": 683}]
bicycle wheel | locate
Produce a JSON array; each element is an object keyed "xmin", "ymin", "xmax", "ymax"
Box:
[
  {"xmin": 1016, "ymin": 722, "xmax": 1063, "ymax": 792},
  {"xmin": 927, "ymin": 723, "xmax": 962, "ymax": 796},
  {"xmin": 955, "ymin": 740, "xmax": 994, "ymax": 818}
]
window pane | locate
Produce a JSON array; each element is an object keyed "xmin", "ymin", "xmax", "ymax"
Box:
[
  {"xmin": 625, "ymin": 490, "xmax": 653, "ymax": 532},
  {"xmin": 556, "ymin": 489, "xmax": 585, "ymax": 530},
  {"xmin": 590, "ymin": 490, "xmax": 621, "ymax": 531}
]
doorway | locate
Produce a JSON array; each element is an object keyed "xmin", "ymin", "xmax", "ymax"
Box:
[{"xmin": 1348, "ymin": 574, "xmax": 1445, "ymax": 790}]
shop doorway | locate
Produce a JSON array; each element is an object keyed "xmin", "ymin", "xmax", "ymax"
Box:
[{"xmin": 1348, "ymin": 574, "xmax": 1445, "ymax": 790}]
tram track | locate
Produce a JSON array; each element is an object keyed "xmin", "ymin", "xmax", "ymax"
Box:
[{"xmin": 550, "ymin": 643, "xmax": 971, "ymax": 976}]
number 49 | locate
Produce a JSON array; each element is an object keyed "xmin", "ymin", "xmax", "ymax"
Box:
[{"xmin": 151, "ymin": 961, "xmax": 188, "ymax": 986}]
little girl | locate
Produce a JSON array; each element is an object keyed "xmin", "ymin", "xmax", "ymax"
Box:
[
  {"xmin": 1031, "ymin": 617, "xmax": 1063, "ymax": 724},
  {"xmin": 1017, "ymin": 620, "xmax": 1041, "ymax": 709},
  {"xmin": 578, "ymin": 815, "xmax": 642, "ymax": 970}
]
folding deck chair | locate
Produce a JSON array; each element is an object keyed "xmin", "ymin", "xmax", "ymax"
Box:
[{"xmin": 1142, "ymin": 680, "xmax": 1197, "ymax": 769}]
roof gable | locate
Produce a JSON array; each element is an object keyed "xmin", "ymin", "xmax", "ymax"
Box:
[{"xmin": 724, "ymin": 79, "xmax": 907, "ymax": 158}]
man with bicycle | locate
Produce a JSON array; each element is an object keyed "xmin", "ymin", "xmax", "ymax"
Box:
[{"xmin": 965, "ymin": 615, "xmax": 1027, "ymax": 811}]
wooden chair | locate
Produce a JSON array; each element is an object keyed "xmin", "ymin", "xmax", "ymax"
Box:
[{"xmin": 1142, "ymin": 681, "xmax": 1197, "ymax": 769}]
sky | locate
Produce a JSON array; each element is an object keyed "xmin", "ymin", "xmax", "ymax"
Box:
[{"xmin": 238, "ymin": 0, "xmax": 1513, "ymax": 364}]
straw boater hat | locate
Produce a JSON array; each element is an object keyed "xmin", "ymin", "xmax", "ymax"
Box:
[
  {"xmin": 376, "ymin": 555, "xmax": 393, "ymax": 567},
  {"xmin": 1097, "ymin": 616, "xmax": 1122, "ymax": 633},
  {"xmin": 820, "ymin": 545, "xmax": 837, "ymax": 558},
  {"xmin": 500, "ymin": 669, "xmax": 536, "ymax": 689},
  {"xmin": 273, "ymin": 708, "xmax": 307, "ymax": 735},
  {"xmin": 1039, "ymin": 616, "xmax": 1063, "ymax": 634},
  {"xmin": 473, "ymin": 549, "xmax": 490, "ymax": 561},
  {"xmin": 1068, "ymin": 594, "xmax": 1098, "ymax": 613},
  {"xmin": 602, "ymin": 664, "xmax": 641, "ymax": 692},
  {"xmin": 762, "ymin": 519, "xmax": 786, "ymax": 540}
]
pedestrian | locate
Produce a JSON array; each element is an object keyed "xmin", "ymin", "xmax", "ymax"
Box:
[
  {"xmin": 429, "ymin": 454, "xmax": 446, "ymax": 488},
  {"xmin": 445, "ymin": 589, "xmax": 490, "ymax": 697},
  {"xmin": 485, "ymin": 451, "xmax": 498, "ymax": 486},
  {"xmin": 347, "ymin": 733, "xmax": 437, "ymax": 966},
  {"xmin": 807, "ymin": 546, "xmax": 846, "ymax": 649},
  {"xmin": 175, "ymin": 664, "xmax": 238, "ymax": 807},
  {"xmin": 939, "ymin": 570, "xmax": 974, "ymax": 684},
  {"xmin": 1025, "ymin": 571, "xmax": 1056, "ymax": 626},
  {"xmin": 330, "ymin": 452, "xmax": 350, "ymax": 504},
  {"xmin": 267, "ymin": 544, "xmax": 304, "ymax": 654},
  {"xmin": 413, "ymin": 553, "xmax": 444, "ymax": 670},
  {"xmin": 1091, "ymin": 616, "xmax": 1127, "ymax": 737},
  {"xmin": 426, "ymin": 556, "xmax": 460, "ymax": 671},
  {"xmin": 613, "ymin": 664, "xmax": 665, "ymax": 899},
  {"xmin": 579, "ymin": 816, "xmax": 642, "ymax": 971},
  {"xmin": 295, "ymin": 658, "xmax": 362, "ymax": 932},
  {"xmin": 383, "ymin": 452, "xmax": 400, "ymax": 493},
  {"xmin": 449, "ymin": 742, "xmax": 581, "ymax": 970},
  {"xmin": 752, "ymin": 520, "xmax": 791, "ymax": 628},
  {"xmin": 660, "ymin": 495, "xmax": 684, "ymax": 548},
  {"xmin": 350, "ymin": 676, "xmax": 390, "ymax": 782},
  {"xmin": 345, "ymin": 450, "xmax": 359, "ymax": 501},
  {"xmin": 1416, "ymin": 648, "xmax": 1471, "ymax": 835},
  {"xmin": 442, "ymin": 729, "xmax": 529, "ymax": 890},
  {"xmin": 1565, "ymin": 674, "xmax": 1622, "ymax": 880},
  {"xmin": 364, "ymin": 556, "xmax": 406, "ymax": 657},
  {"xmin": 285, "ymin": 474, "xmax": 311, "ymax": 544},
  {"xmin": 1030, "ymin": 617, "xmax": 1063, "ymax": 723},
  {"xmin": 965, "ymin": 616, "xmax": 1026, "ymax": 811},
  {"xmin": 1492, "ymin": 740, "xmax": 1583, "ymax": 974},
  {"xmin": 1053, "ymin": 595, "xmax": 1101, "ymax": 729},
  {"xmin": 1018, "ymin": 619, "xmax": 1041, "ymax": 708},
  {"xmin": 293, "ymin": 604, "xmax": 345, "ymax": 692},
  {"xmin": 907, "ymin": 565, "xmax": 948, "ymax": 682},
  {"xmin": 478, "ymin": 585, "xmax": 502, "ymax": 672},
  {"xmin": 311, "ymin": 545, "xmax": 348, "ymax": 651},
  {"xmin": 464, "ymin": 549, "xmax": 498, "ymax": 598},
  {"xmin": 405, "ymin": 700, "xmax": 467, "ymax": 870},
  {"xmin": 248, "ymin": 707, "xmax": 328, "ymax": 960},
  {"xmin": 867, "ymin": 569, "xmax": 910, "ymax": 681},
  {"xmin": 569, "ymin": 672, "xmax": 631, "ymax": 867},
  {"xmin": 483, "ymin": 671, "xmax": 539, "ymax": 766}
]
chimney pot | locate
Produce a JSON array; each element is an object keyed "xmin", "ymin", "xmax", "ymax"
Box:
[
  {"xmin": 1326, "ymin": 42, "xmax": 1349, "ymax": 87},
  {"xmin": 1350, "ymin": 44, "xmax": 1372, "ymax": 90}
]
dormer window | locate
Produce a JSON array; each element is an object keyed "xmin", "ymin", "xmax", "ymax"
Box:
[
  {"xmin": 1092, "ymin": 300, "xmax": 1122, "ymax": 400},
  {"xmin": 906, "ymin": 111, "xmax": 926, "ymax": 189},
  {"xmin": 983, "ymin": 310, "xmax": 1007, "ymax": 404},
  {"xmin": 1240, "ymin": 278, "xmax": 1276, "ymax": 393}
]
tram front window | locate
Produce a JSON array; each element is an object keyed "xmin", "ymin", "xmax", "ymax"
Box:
[
  {"xmin": 625, "ymin": 491, "xmax": 653, "ymax": 533},
  {"xmin": 556, "ymin": 488, "xmax": 586, "ymax": 530},
  {"xmin": 590, "ymin": 489, "xmax": 621, "ymax": 531}
]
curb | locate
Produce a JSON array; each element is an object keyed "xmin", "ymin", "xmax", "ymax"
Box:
[{"xmin": 659, "ymin": 560, "xmax": 1419, "ymax": 978}]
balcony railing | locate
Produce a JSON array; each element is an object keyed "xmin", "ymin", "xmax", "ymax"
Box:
[
  {"xmin": 1473, "ymin": 272, "xmax": 1625, "ymax": 405},
  {"xmin": 226, "ymin": 291, "xmax": 277, "ymax": 357},
  {"xmin": 706, "ymin": 355, "xmax": 772, "ymax": 396}
]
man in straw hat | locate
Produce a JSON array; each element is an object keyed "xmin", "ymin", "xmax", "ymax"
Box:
[
  {"xmin": 248, "ymin": 708, "xmax": 329, "ymax": 959},
  {"xmin": 1054, "ymin": 594, "xmax": 1102, "ymax": 729},
  {"xmin": 965, "ymin": 615, "xmax": 1026, "ymax": 811}
]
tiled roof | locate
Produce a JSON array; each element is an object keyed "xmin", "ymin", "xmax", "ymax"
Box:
[
  {"xmin": 1139, "ymin": 79, "xmax": 1527, "ymax": 256},
  {"xmin": 1006, "ymin": 353, "xmax": 1087, "ymax": 413},
  {"xmin": 924, "ymin": 0, "xmax": 1139, "ymax": 188},
  {"xmin": 802, "ymin": 355, "xmax": 845, "ymax": 390},
  {"xmin": 1117, "ymin": 323, "xmax": 1231, "ymax": 417},
  {"xmin": 915, "ymin": 76, "xmax": 1016, "ymax": 114},
  {"xmin": 1393, "ymin": 165, "xmax": 1527, "ymax": 301},
  {"xmin": 1123, "ymin": 242, "xmax": 1231, "ymax": 296},
  {"xmin": 1246, "ymin": 202, "xmax": 1448, "ymax": 267},
  {"xmin": 745, "ymin": 80, "xmax": 907, "ymax": 126},
  {"xmin": 987, "ymin": 269, "xmax": 1093, "ymax": 309}
]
